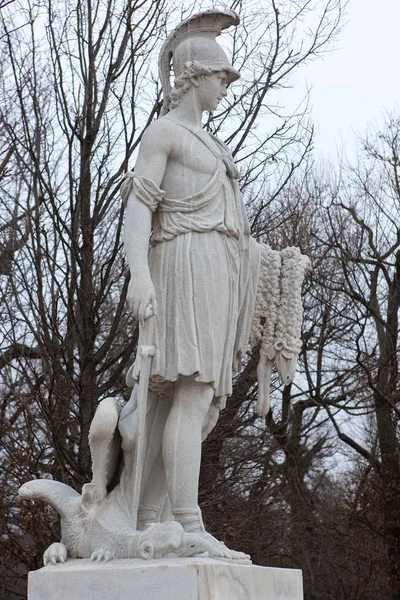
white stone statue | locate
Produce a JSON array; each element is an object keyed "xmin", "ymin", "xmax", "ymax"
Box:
[{"xmin": 19, "ymin": 9, "xmax": 309, "ymax": 566}]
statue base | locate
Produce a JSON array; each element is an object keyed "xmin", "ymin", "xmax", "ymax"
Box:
[{"xmin": 28, "ymin": 557, "xmax": 303, "ymax": 599}]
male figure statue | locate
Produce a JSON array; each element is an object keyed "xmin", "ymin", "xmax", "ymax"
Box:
[
  {"xmin": 19, "ymin": 10, "xmax": 308, "ymax": 565},
  {"xmin": 120, "ymin": 10, "xmax": 260, "ymax": 559}
]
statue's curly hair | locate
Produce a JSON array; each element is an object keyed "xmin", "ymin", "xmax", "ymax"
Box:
[{"xmin": 161, "ymin": 60, "xmax": 213, "ymax": 115}]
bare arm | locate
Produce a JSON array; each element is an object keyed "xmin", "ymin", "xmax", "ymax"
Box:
[{"xmin": 124, "ymin": 122, "xmax": 171, "ymax": 321}]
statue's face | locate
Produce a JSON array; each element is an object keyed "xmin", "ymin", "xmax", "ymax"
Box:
[{"xmin": 196, "ymin": 71, "xmax": 228, "ymax": 112}]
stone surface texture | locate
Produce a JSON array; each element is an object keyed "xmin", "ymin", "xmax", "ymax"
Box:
[
  {"xmin": 19, "ymin": 10, "xmax": 309, "ymax": 586},
  {"xmin": 28, "ymin": 558, "xmax": 303, "ymax": 600}
]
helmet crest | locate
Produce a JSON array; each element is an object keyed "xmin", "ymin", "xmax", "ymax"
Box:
[{"xmin": 158, "ymin": 10, "xmax": 240, "ymax": 115}]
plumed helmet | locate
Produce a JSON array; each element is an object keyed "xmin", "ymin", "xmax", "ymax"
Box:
[{"xmin": 158, "ymin": 9, "xmax": 240, "ymax": 114}]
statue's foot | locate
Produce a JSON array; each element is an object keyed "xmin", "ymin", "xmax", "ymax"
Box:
[
  {"xmin": 43, "ymin": 542, "xmax": 68, "ymax": 566},
  {"xmin": 196, "ymin": 530, "xmax": 250, "ymax": 561},
  {"xmin": 173, "ymin": 508, "xmax": 250, "ymax": 561}
]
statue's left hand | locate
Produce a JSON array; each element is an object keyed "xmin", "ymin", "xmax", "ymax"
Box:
[{"xmin": 43, "ymin": 542, "xmax": 67, "ymax": 566}]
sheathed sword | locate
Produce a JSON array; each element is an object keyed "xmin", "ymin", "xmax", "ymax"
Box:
[{"xmin": 131, "ymin": 312, "xmax": 155, "ymax": 530}]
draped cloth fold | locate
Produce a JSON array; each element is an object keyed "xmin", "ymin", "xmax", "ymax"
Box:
[
  {"xmin": 123, "ymin": 124, "xmax": 260, "ymax": 408},
  {"xmin": 121, "ymin": 173, "xmax": 165, "ymax": 212}
]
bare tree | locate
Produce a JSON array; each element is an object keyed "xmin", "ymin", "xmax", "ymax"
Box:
[
  {"xmin": 307, "ymin": 114, "xmax": 400, "ymax": 598},
  {"xmin": 0, "ymin": 0, "xmax": 344, "ymax": 596},
  {"xmin": 0, "ymin": 1, "xmax": 166, "ymax": 594}
]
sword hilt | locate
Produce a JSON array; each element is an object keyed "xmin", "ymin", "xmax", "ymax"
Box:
[{"xmin": 139, "ymin": 313, "xmax": 156, "ymax": 353}]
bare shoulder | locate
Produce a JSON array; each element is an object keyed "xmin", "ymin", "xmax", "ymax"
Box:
[
  {"xmin": 141, "ymin": 118, "xmax": 176, "ymax": 153},
  {"xmin": 135, "ymin": 119, "xmax": 175, "ymax": 181}
]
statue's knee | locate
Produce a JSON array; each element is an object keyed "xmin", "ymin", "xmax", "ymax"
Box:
[{"xmin": 174, "ymin": 377, "xmax": 214, "ymax": 416}]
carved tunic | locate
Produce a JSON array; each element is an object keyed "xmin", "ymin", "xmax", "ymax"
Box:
[{"xmin": 123, "ymin": 126, "xmax": 261, "ymax": 403}]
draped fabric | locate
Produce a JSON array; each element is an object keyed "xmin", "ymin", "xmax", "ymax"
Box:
[
  {"xmin": 125, "ymin": 123, "xmax": 260, "ymax": 405},
  {"xmin": 121, "ymin": 173, "xmax": 166, "ymax": 212}
]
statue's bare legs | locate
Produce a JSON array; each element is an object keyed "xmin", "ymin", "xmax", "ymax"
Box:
[
  {"xmin": 163, "ymin": 376, "xmax": 213, "ymax": 510},
  {"xmin": 137, "ymin": 384, "xmax": 219, "ymax": 529},
  {"xmin": 80, "ymin": 380, "xmax": 249, "ymax": 559},
  {"xmin": 162, "ymin": 375, "xmax": 249, "ymax": 560}
]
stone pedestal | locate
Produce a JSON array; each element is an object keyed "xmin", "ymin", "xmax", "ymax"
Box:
[{"xmin": 28, "ymin": 557, "xmax": 303, "ymax": 600}]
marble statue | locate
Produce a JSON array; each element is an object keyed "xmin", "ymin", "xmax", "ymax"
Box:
[{"xmin": 19, "ymin": 9, "xmax": 310, "ymax": 566}]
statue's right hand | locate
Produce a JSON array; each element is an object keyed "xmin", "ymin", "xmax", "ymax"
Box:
[{"xmin": 127, "ymin": 276, "xmax": 157, "ymax": 323}]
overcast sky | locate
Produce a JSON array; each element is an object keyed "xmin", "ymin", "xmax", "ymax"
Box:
[{"xmin": 304, "ymin": 0, "xmax": 400, "ymax": 160}]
